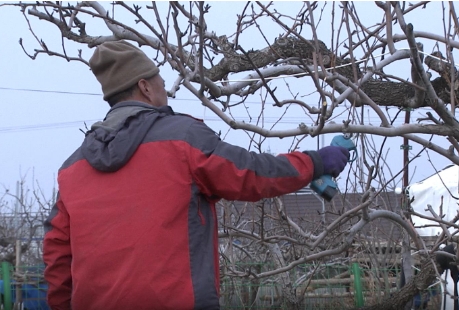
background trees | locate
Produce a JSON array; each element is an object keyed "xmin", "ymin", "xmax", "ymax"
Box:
[
  {"xmin": 0, "ymin": 177, "xmax": 53, "ymax": 265},
  {"xmin": 3, "ymin": 1, "xmax": 459, "ymax": 308}
]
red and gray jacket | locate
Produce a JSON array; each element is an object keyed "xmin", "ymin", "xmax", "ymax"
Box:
[{"xmin": 43, "ymin": 101, "xmax": 323, "ymax": 310}]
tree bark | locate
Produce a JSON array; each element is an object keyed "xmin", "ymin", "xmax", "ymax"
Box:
[
  {"xmin": 207, "ymin": 36, "xmax": 457, "ymax": 109},
  {"xmin": 356, "ymin": 258, "xmax": 439, "ymax": 310}
]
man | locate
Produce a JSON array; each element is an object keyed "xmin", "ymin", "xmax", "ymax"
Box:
[{"xmin": 43, "ymin": 40, "xmax": 349, "ymax": 310}]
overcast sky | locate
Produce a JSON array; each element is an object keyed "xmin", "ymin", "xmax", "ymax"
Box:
[{"xmin": 0, "ymin": 2, "xmax": 457, "ymax": 204}]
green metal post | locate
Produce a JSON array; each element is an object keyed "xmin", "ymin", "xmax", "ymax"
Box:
[
  {"xmin": 1, "ymin": 262, "xmax": 12, "ymax": 310},
  {"xmin": 0, "ymin": 278, "xmax": 3, "ymax": 308},
  {"xmin": 352, "ymin": 262, "xmax": 364, "ymax": 308}
]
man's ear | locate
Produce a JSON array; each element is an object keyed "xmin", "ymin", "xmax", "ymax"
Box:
[{"xmin": 137, "ymin": 79, "xmax": 151, "ymax": 98}]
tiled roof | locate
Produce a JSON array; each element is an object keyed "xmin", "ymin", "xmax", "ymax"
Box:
[{"xmin": 216, "ymin": 191, "xmax": 404, "ymax": 244}]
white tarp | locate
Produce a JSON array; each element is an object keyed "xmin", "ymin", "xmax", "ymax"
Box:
[
  {"xmin": 407, "ymin": 165, "xmax": 459, "ymax": 310},
  {"xmin": 407, "ymin": 165, "xmax": 459, "ymax": 236}
]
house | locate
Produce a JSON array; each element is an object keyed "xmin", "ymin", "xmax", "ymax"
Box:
[{"xmin": 216, "ymin": 189, "xmax": 405, "ymax": 265}]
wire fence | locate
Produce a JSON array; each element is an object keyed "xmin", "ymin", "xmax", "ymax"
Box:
[
  {"xmin": 0, "ymin": 263, "xmax": 48, "ymax": 310},
  {"xmin": 220, "ymin": 262, "xmax": 441, "ymax": 309},
  {"xmin": 0, "ymin": 262, "xmax": 442, "ymax": 309}
]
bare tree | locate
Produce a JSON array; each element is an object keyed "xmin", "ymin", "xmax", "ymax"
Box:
[
  {"xmin": 4, "ymin": 1, "xmax": 459, "ymax": 308},
  {"xmin": 0, "ymin": 175, "xmax": 54, "ymax": 266}
]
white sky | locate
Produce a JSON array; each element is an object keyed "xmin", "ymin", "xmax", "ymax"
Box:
[{"xmin": 0, "ymin": 1, "xmax": 458, "ymax": 202}]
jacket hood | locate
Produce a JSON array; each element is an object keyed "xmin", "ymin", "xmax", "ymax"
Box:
[{"xmin": 81, "ymin": 101, "xmax": 174, "ymax": 172}]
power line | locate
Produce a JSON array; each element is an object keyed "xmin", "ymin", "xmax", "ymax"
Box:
[
  {"xmin": 0, "ymin": 86, "xmax": 269, "ymax": 105},
  {"xmin": 0, "ymin": 120, "xmax": 97, "ymax": 133},
  {"xmin": 0, "ymin": 117, "xmax": 310, "ymax": 133},
  {"xmin": 0, "ymin": 87, "xmax": 439, "ymax": 134},
  {"xmin": 1, "ymin": 46, "xmax": 455, "ymax": 104},
  {"xmin": 0, "ymin": 86, "xmax": 439, "ymax": 113},
  {"xmin": 0, "ymin": 87, "xmax": 101, "ymax": 96},
  {"xmin": 0, "ymin": 113, "xmax": 430, "ymax": 134}
]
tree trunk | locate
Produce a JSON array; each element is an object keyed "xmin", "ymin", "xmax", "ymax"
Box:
[
  {"xmin": 356, "ymin": 258, "xmax": 438, "ymax": 310},
  {"xmin": 269, "ymin": 243, "xmax": 300, "ymax": 309}
]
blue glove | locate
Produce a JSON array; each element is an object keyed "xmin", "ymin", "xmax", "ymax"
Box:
[
  {"xmin": 304, "ymin": 146, "xmax": 350, "ymax": 179},
  {"xmin": 318, "ymin": 146, "xmax": 350, "ymax": 178}
]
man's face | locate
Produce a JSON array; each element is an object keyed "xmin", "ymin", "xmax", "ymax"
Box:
[{"xmin": 148, "ymin": 74, "xmax": 168, "ymax": 107}]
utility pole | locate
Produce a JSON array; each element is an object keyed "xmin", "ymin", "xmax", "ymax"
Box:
[
  {"xmin": 401, "ymin": 108, "xmax": 413, "ymax": 310},
  {"xmin": 403, "ymin": 110, "xmax": 411, "ymax": 195}
]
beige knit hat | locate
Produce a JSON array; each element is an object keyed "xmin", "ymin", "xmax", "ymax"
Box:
[{"xmin": 89, "ymin": 40, "xmax": 160, "ymax": 101}]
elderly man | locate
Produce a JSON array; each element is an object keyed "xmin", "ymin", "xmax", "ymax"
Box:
[{"xmin": 43, "ymin": 40, "xmax": 349, "ymax": 310}]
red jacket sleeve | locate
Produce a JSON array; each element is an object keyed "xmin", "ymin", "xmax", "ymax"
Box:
[
  {"xmin": 185, "ymin": 122, "xmax": 316, "ymax": 201},
  {"xmin": 43, "ymin": 193, "xmax": 72, "ymax": 310}
]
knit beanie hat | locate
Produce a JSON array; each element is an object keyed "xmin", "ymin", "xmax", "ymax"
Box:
[{"xmin": 89, "ymin": 40, "xmax": 160, "ymax": 101}]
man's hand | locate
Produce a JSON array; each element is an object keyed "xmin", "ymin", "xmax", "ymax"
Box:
[{"xmin": 318, "ymin": 146, "xmax": 350, "ymax": 178}]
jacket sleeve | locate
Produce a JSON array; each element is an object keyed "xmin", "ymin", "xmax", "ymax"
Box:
[
  {"xmin": 43, "ymin": 193, "xmax": 72, "ymax": 310},
  {"xmin": 185, "ymin": 121, "xmax": 319, "ymax": 202}
]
